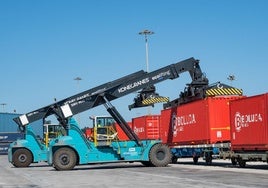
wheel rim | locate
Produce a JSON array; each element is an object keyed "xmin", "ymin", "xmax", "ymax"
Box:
[
  {"xmin": 59, "ymin": 154, "xmax": 70, "ymax": 165},
  {"xmin": 156, "ymin": 150, "xmax": 165, "ymax": 160},
  {"xmin": 18, "ymin": 154, "xmax": 27, "ymax": 163}
]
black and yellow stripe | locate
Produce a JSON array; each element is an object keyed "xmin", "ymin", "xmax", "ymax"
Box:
[
  {"xmin": 206, "ymin": 88, "xmax": 243, "ymax": 96},
  {"xmin": 142, "ymin": 97, "xmax": 169, "ymax": 105}
]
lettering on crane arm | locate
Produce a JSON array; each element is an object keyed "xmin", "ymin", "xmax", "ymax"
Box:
[
  {"xmin": 234, "ymin": 112, "xmax": 263, "ymax": 132},
  {"xmin": 171, "ymin": 112, "xmax": 196, "ymax": 136},
  {"xmin": 28, "ymin": 111, "xmax": 39, "ymax": 117},
  {"xmin": 152, "ymin": 70, "xmax": 171, "ymax": 81},
  {"xmin": 118, "ymin": 78, "xmax": 150, "ymax": 93},
  {"xmin": 64, "ymin": 92, "xmax": 92, "ymax": 107}
]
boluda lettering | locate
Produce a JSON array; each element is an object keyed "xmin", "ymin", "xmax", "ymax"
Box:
[
  {"xmin": 118, "ymin": 78, "xmax": 150, "ymax": 93},
  {"xmin": 171, "ymin": 112, "xmax": 196, "ymax": 136},
  {"xmin": 234, "ymin": 112, "xmax": 263, "ymax": 132},
  {"xmin": 177, "ymin": 114, "xmax": 196, "ymax": 126}
]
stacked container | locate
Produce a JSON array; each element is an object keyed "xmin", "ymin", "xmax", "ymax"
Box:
[
  {"xmin": 0, "ymin": 113, "xmax": 23, "ymax": 154},
  {"xmin": 0, "ymin": 113, "xmax": 43, "ymax": 154},
  {"xmin": 230, "ymin": 93, "xmax": 268, "ymax": 151},
  {"xmin": 0, "ymin": 132, "xmax": 23, "ymax": 154},
  {"xmin": 132, "ymin": 115, "xmax": 160, "ymax": 140}
]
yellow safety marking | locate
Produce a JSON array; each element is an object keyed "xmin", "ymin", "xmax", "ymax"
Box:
[
  {"xmin": 206, "ymin": 88, "xmax": 243, "ymax": 96},
  {"xmin": 142, "ymin": 97, "xmax": 169, "ymax": 105}
]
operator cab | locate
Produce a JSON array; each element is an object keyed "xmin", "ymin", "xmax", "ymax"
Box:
[
  {"xmin": 43, "ymin": 121, "xmax": 65, "ymax": 147},
  {"xmin": 90, "ymin": 116, "xmax": 118, "ymax": 146}
]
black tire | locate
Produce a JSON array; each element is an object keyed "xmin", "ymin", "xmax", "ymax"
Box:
[
  {"xmin": 205, "ymin": 152, "xmax": 213, "ymax": 165},
  {"xmin": 238, "ymin": 160, "xmax": 246, "ymax": 168},
  {"xmin": 148, "ymin": 144, "xmax": 171, "ymax": 167},
  {"xmin": 171, "ymin": 156, "xmax": 178, "ymax": 164},
  {"xmin": 53, "ymin": 147, "xmax": 77, "ymax": 171},
  {"xmin": 193, "ymin": 156, "xmax": 199, "ymax": 164},
  {"xmin": 231, "ymin": 157, "xmax": 237, "ymax": 165},
  {"xmin": 12, "ymin": 148, "xmax": 33, "ymax": 167}
]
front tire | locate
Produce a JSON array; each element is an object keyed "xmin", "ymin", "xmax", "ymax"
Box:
[
  {"xmin": 12, "ymin": 148, "xmax": 32, "ymax": 167},
  {"xmin": 149, "ymin": 144, "xmax": 171, "ymax": 167},
  {"xmin": 53, "ymin": 147, "xmax": 77, "ymax": 171}
]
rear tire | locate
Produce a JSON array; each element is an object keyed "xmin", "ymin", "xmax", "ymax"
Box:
[
  {"xmin": 53, "ymin": 147, "xmax": 77, "ymax": 171},
  {"xmin": 12, "ymin": 148, "xmax": 32, "ymax": 167},
  {"xmin": 193, "ymin": 156, "xmax": 199, "ymax": 164},
  {"xmin": 149, "ymin": 144, "xmax": 171, "ymax": 167},
  {"xmin": 205, "ymin": 152, "xmax": 213, "ymax": 165},
  {"xmin": 231, "ymin": 157, "xmax": 237, "ymax": 165},
  {"xmin": 171, "ymin": 156, "xmax": 178, "ymax": 164},
  {"xmin": 238, "ymin": 160, "xmax": 246, "ymax": 168}
]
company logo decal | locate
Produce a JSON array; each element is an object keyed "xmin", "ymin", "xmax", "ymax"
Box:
[
  {"xmin": 234, "ymin": 112, "xmax": 263, "ymax": 132},
  {"xmin": 133, "ymin": 126, "xmax": 145, "ymax": 135},
  {"xmin": 171, "ymin": 112, "xmax": 196, "ymax": 136}
]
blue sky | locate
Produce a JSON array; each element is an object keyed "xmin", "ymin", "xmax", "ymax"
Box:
[{"xmin": 1, "ymin": 0, "xmax": 268, "ymax": 127}]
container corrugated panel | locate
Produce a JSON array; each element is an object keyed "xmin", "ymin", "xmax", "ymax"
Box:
[
  {"xmin": 0, "ymin": 143, "xmax": 10, "ymax": 155},
  {"xmin": 0, "ymin": 132, "xmax": 24, "ymax": 143},
  {"xmin": 230, "ymin": 93, "xmax": 268, "ymax": 151},
  {"xmin": 0, "ymin": 113, "xmax": 43, "ymax": 136},
  {"xmin": 132, "ymin": 115, "xmax": 160, "ymax": 140},
  {"xmin": 160, "ymin": 96, "xmax": 243, "ymax": 146}
]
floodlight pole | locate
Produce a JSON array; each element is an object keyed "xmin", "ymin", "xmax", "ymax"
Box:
[
  {"xmin": 139, "ymin": 30, "xmax": 154, "ymax": 115},
  {"xmin": 139, "ymin": 30, "xmax": 154, "ymax": 72}
]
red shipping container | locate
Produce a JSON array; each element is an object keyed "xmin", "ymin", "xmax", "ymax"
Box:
[
  {"xmin": 160, "ymin": 96, "xmax": 242, "ymax": 146},
  {"xmin": 114, "ymin": 122, "xmax": 132, "ymax": 141},
  {"xmin": 132, "ymin": 115, "xmax": 160, "ymax": 140},
  {"xmin": 85, "ymin": 128, "xmax": 93, "ymax": 139},
  {"xmin": 230, "ymin": 93, "xmax": 268, "ymax": 151}
]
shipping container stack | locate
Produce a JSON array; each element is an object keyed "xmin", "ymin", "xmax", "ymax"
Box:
[
  {"xmin": 0, "ymin": 113, "xmax": 43, "ymax": 154},
  {"xmin": 129, "ymin": 96, "xmax": 244, "ymax": 164},
  {"xmin": 0, "ymin": 113, "xmax": 24, "ymax": 154}
]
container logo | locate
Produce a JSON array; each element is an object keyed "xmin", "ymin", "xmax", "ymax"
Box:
[
  {"xmin": 234, "ymin": 112, "xmax": 263, "ymax": 132},
  {"xmin": 172, "ymin": 112, "xmax": 196, "ymax": 136},
  {"xmin": 133, "ymin": 126, "xmax": 145, "ymax": 135}
]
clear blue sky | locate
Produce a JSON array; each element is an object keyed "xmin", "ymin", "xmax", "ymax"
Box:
[{"xmin": 1, "ymin": 0, "xmax": 268, "ymax": 127}]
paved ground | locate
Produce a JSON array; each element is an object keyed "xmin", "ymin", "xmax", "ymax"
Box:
[{"xmin": 1, "ymin": 155, "xmax": 268, "ymax": 188}]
